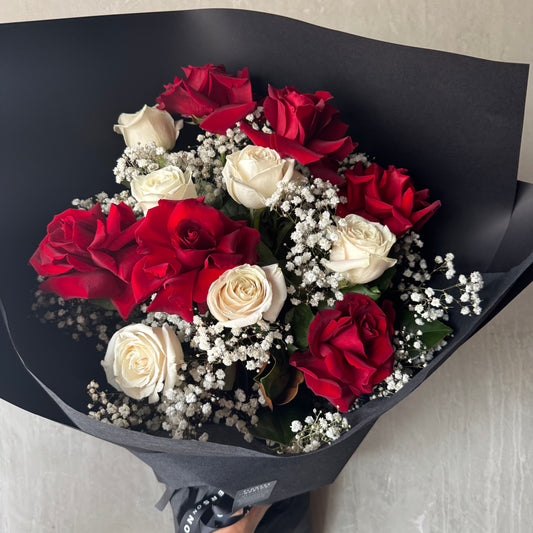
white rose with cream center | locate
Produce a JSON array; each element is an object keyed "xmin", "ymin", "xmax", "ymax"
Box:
[
  {"xmin": 207, "ymin": 264, "xmax": 287, "ymax": 327},
  {"xmin": 113, "ymin": 105, "xmax": 183, "ymax": 151},
  {"xmin": 101, "ymin": 323, "xmax": 183, "ymax": 403},
  {"xmin": 131, "ymin": 166, "xmax": 197, "ymax": 214},
  {"xmin": 222, "ymin": 145, "xmax": 298, "ymax": 209},
  {"xmin": 324, "ymin": 214, "xmax": 397, "ymax": 284}
]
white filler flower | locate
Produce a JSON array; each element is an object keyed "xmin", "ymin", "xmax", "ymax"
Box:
[
  {"xmin": 223, "ymin": 145, "xmax": 298, "ymax": 209},
  {"xmin": 102, "ymin": 324, "xmax": 183, "ymax": 403},
  {"xmin": 113, "ymin": 105, "xmax": 183, "ymax": 151},
  {"xmin": 131, "ymin": 166, "xmax": 197, "ymax": 214},
  {"xmin": 207, "ymin": 264, "xmax": 287, "ymax": 327},
  {"xmin": 324, "ymin": 214, "xmax": 397, "ymax": 284}
]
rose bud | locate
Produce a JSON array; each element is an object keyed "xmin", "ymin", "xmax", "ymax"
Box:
[
  {"xmin": 222, "ymin": 146, "xmax": 298, "ymax": 209},
  {"xmin": 324, "ymin": 214, "xmax": 397, "ymax": 285},
  {"xmin": 113, "ymin": 105, "xmax": 183, "ymax": 151},
  {"xmin": 131, "ymin": 166, "xmax": 197, "ymax": 214}
]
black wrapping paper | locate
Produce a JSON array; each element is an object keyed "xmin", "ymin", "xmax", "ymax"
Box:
[{"xmin": 0, "ymin": 8, "xmax": 531, "ymax": 529}]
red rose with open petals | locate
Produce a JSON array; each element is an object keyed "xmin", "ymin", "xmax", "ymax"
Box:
[
  {"xmin": 290, "ymin": 293, "xmax": 395, "ymax": 412},
  {"xmin": 337, "ymin": 162, "xmax": 441, "ymax": 236},
  {"xmin": 240, "ymin": 85, "xmax": 354, "ymax": 174},
  {"xmin": 156, "ymin": 64, "xmax": 257, "ymax": 135},
  {"xmin": 29, "ymin": 203, "xmax": 142, "ymax": 319},
  {"xmin": 132, "ymin": 198, "xmax": 260, "ymax": 322}
]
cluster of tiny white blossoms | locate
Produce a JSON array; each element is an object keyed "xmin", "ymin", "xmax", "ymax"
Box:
[
  {"xmin": 87, "ymin": 377, "xmax": 263, "ymax": 443},
  {"xmin": 154, "ymin": 365, "xmax": 263, "ymax": 442},
  {"xmin": 283, "ymin": 410, "xmax": 350, "ymax": 453},
  {"xmin": 156, "ymin": 378, "xmax": 214, "ymax": 441},
  {"xmin": 265, "ymin": 174, "xmax": 345, "ymax": 309},
  {"xmin": 32, "ymin": 289, "xmax": 123, "ymax": 350},
  {"xmin": 211, "ymin": 386, "xmax": 264, "ymax": 443},
  {"xmin": 87, "ymin": 380, "xmax": 160, "ymax": 430},
  {"xmin": 144, "ymin": 308, "xmax": 286, "ymax": 373},
  {"xmin": 195, "ymin": 122, "xmax": 252, "ymax": 194},
  {"xmin": 189, "ymin": 316, "xmax": 286, "ymax": 371},
  {"xmin": 368, "ymin": 361, "xmax": 412, "ymax": 399},
  {"xmin": 395, "ymin": 232, "xmax": 484, "ymax": 323},
  {"xmin": 72, "ymin": 189, "xmax": 142, "ymax": 217},
  {"xmin": 113, "ymin": 142, "xmax": 167, "ymax": 184}
]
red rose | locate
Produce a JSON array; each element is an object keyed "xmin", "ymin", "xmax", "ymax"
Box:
[
  {"xmin": 29, "ymin": 203, "xmax": 142, "ymax": 319},
  {"xmin": 240, "ymin": 85, "xmax": 355, "ymax": 173},
  {"xmin": 132, "ymin": 198, "xmax": 260, "ymax": 322},
  {"xmin": 337, "ymin": 162, "xmax": 441, "ymax": 236},
  {"xmin": 290, "ymin": 293, "xmax": 395, "ymax": 412},
  {"xmin": 156, "ymin": 64, "xmax": 257, "ymax": 135}
]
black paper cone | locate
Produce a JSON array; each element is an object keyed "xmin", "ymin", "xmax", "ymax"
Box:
[{"xmin": 0, "ymin": 9, "xmax": 531, "ymax": 531}]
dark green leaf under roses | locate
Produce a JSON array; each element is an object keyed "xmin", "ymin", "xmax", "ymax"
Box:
[
  {"xmin": 274, "ymin": 217, "xmax": 295, "ymax": 256},
  {"xmin": 254, "ymin": 355, "xmax": 304, "ymax": 408},
  {"xmin": 285, "ymin": 304, "xmax": 315, "ymax": 350},
  {"xmin": 250, "ymin": 390, "xmax": 314, "ymax": 445},
  {"xmin": 253, "ymin": 209, "xmax": 294, "ymax": 255},
  {"xmin": 222, "ymin": 363, "xmax": 238, "ymax": 391},
  {"xmin": 337, "ymin": 268, "xmax": 397, "ymax": 303},
  {"xmin": 257, "ymin": 240, "xmax": 279, "ymax": 267},
  {"xmin": 339, "ymin": 283, "xmax": 381, "ymax": 301},
  {"xmin": 219, "ymin": 195, "xmax": 250, "ymax": 221},
  {"xmin": 375, "ymin": 266, "xmax": 397, "ymax": 292},
  {"xmin": 400, "ymin": 310, "xmax": 453, "ymax": 350}
]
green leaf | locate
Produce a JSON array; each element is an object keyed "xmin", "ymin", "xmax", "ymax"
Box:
[
  {"xmin": 286, "ymin": 343, "xmax": 298, "ymax": 356},
  {"xmin": 400, "ymin": 311, "xmax": 453, "ymax": 349},
  {"xmin": 220, "ymin": 196, "xmax": 250, "ymax": 221},
  {"xmin": 250, "ymin": 208, "xmax": 264, "ymax": 230},
  {"xmin": 340, "ymin": 284, "xmax": 381, "ymax": 301},
  {"xmin": 257, "ymin": 241, "xmax": 279, "ymax": 267},
  {"xmin": 254, "ymin": 356, "xmax": 304, "ymax": 408},
  {"xmin": 255, "ymin": 357, "xmax": 290, "ymax": 406},
  {"xmin": 419, "ymin": 320, "xmax": 453, "ymax": 348},
  {"xmin": 222, "ymin": 363, "xmax": 238, "ymax": 391},
  {"xmin": 375, "ymin": 267, "xmax": 397, "ymax": 292},
  {"xmin": 275, "ymin": 218, "xmax": 295, "ymax": 255},
  {"xmin": 286, "ymin": 304, "xmax": 315, "ymax": 350},
  {"xmin": 250, "ymin": 400, "xmax": 309, "ymax": 445},
  {"xmin": 317, "ymin": 299, "xmax": 334, "ymax": 311}
]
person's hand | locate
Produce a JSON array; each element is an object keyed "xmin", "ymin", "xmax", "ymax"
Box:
[{"xmin": 217, "ymin": 505, "xmax": 271, "ymax": 533}]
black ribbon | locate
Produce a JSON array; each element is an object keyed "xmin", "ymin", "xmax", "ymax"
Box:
[
  {"xmin": 155, "ymin": 485, "xmax": 250, "ymax": 533},
  {"xmin": 177, "ymin": 490, "xmax": 248, "ymax": 533}
]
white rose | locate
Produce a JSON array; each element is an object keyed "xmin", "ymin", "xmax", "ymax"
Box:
[
  {"xmin": 131, "ymin": 166, "xmax": 197, "ymax": 214},
  {"xmin": 222, "ymin": 146, "xmax": 298, "ymax": 209},
  {"xmin": 113, "ymin": 105, "xmax": 183, "ymax": 151},
  {"xmin": 101, "ymin": 324, "xmax": 184, "ymax": 403},
  {"xmin": 324, "ymin": 214, "xmax": 397, "ymax": 284},
  {"xmin": 207, "ymin": 264, "xmax": 287, "ymax": 327}
]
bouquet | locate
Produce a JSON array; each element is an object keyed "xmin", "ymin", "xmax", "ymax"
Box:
[
  {"xmin": 29, "ymin": 62, "xmax": 485, "ymax": 455},
  {"xmin": 1, "ymin": 9, "xmax": 531, "ymax": 532}
]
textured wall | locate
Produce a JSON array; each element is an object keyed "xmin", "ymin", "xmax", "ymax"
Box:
[{"xmin": 1, "ymin": 2, "xmax": 532, "ymax": 532}]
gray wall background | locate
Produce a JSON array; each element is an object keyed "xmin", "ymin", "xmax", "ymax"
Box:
[{"xmin": 1, "ymin": 2, "xmax": 532, "ymax": 532}]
